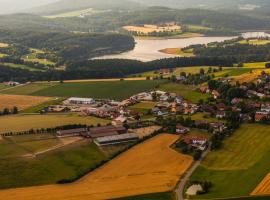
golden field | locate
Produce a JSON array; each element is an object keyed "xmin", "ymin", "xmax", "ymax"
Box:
[
  {"xmin": 0, "ymin": 134, "xmax": 193, "ymax": 200},
  {"xmin": 123, "ymin": 24, "xmax": 181, "ymax": 34},
  {"xmin": 233, "ymin": 69, "xmax": 270, "ymax": 83},
  {"xmin": 0, "ymin": 42, "xmax": 9, "ymax": 48},
  {"xmin": 251, "ymin": 173, "xmax": 270, "ymax": 196},
  {"xmin": 0, "ymin": 94, "xmax": 52, "ymax": 110}
]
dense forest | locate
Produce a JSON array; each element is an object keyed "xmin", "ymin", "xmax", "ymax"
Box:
[
  {"xmin": 0, "ymin": 29, "xmax": 135, "ymax": 61},
  {"xmin": 187, "ymin": 38, "xmax": 270, "ymax": 63}
]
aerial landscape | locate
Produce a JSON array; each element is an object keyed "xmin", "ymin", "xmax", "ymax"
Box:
[{"xmin": 0, "ymin": 0, "xmax": 270, "ymax": 199}]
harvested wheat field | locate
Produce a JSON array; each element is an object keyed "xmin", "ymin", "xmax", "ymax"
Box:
[
  {"xmin": 0, "ymin": 94, "xmax": 52, "ymax": 110},
  {"xmin": 233, "ymin": 69, "xmax": 270, "ymax": 83},
  {"xmin": 251, "ymin": 173, "xmax": 270, "ymax": 196},
  {"xmin": 0, "ymin": 134, "xmax": 193, "ymax": 200}
]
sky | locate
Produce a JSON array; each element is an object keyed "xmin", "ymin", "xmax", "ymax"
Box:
[{"xmin": 0, "ymin": 0, "xmax": 59, "ymax": 14}]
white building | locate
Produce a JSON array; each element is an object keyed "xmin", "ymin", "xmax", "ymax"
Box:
[{"xmin": 67, "ymin": 97, "xmax": 95, "ymax": 105}]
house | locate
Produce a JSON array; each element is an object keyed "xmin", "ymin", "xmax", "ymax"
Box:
[
  {"xmin": 94, "ymin": 133, "xmax": 139, "ymax": 146},
  {"xmin": 67, "ymin": 97, "xmax": 95, "ymax": 105},
  {"xmin": 231, "ymin": 98, "xmax": 243, "ymax": 105},
  {"xmin": 112, "ymin": 115, "xmax": 127, "ymax": 126},
  {"xmin": 209, "ymin": 122, "xmax": 226, "ymax": 133},
  {"xmin": 176, "ymin": 124, "xmax": 190, "ymax": 134},
  {"xmin": 255, "ymin": 111, "xmax": 268, "ymax": 122},
  {"xmin": 212, "ymin": 90, "xmax": 220, "ymax": 99},
  {"xmin": 46, "ymin": 105, "xmax": 70, "ymax": 113},
  {"xmin": 261, "ymin": 103, "xmax": 270, "ymax": 113},
  {"xmin": 4, "ymin": 81, "xmax": 20, "ymax": 86},
  {"xmin": 216, "ymin": 111, "xmax": 226, "ymax": 119},
  {"xmin": 57, "ymin": 128, "xmax": 88, "ymax": 137},
  {"xmin": 184, "ymin": 136, "xmax": 208, "ymax": 151}
]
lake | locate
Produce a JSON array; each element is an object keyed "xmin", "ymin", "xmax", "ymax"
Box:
[{"xmin": 95, "ymin": 32, "xmax": 270, "ymax": 61}]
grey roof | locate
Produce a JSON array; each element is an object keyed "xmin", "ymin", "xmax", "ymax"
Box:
[{"xmin": 96, "ymin": 133, "xmax": 139, "ymax": 143}]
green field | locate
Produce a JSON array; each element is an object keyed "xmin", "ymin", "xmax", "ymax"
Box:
[
  {"xmin": 129, "ymin": 101, "xmax": 156, "ymax": 114},
  {"xmin": 0, "ymin": 139, "xmax": 108, "ymax": 189},
  {"xmin": 190, "ymin": 124, "xmax": 270, "ymax": 199},
  {"xmin": 0, "ymin": 114, "xmax": 109, "ymax": 133},
  {"xmin": 0, "ymin": 53, "xmax": 8, "ymax": 58},
  {"xmin": 243, "ymin": 62, "xmax": 268, "ymax": 68},
  {"xmin": 23, "ymin": 81, "xmax": 162, "ymax": 101},
  {"xmin": 0, "ymin": 84, "xmax": 9, "ymax": 90},
  {"xmin": 113, "ymin": 192, "xmax": 175, "ymax": 200},
  {"xmin": 0, "ymin": 62, "xmax": 44, "ymax": 72},
  {"xmin": 160, "ymin": 83, "xmax": 209, "ymax": 103},
  {"xmin": 238, "ymin": 39, "xmax": 270, "ymax": 45},
  {"xmin": 214, "ymin": 68, "xmax": 252, "ymax": 78},
  {"xmin": 186, "ymin": 24, "xmax": 213, "ymax": 31}
]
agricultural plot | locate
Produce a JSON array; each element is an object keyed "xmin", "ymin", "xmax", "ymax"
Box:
[
  {"xmin": 190, "ymin": 124, "xmax": 270, "ymax": 199},
  {"xmin": 0, "ymin": 114, "xmax": 109, "ymax": 133},
  {"xmin": 113, "ymin": 192, "xmax": 175, "ymax": 200},
  {"xmin": 0, "ymin": 62, "xmax": 44, "ymax": 72},
  {"xmin": 2, "ymin": 83, "xmax": 58, "ymax": 95},
  {"xmin": 0, "ymin": 42, "xmax": 9, "ymax": 48},
  {"xmin": 0, "ymin": 139, "xmax": 107, "ymax": 189},
  {"xmin": 233, "ymin": 69, "xmax": 270, "ymax": 83},
  {"xmin": 160, "ymin": 83, "xmax": 209, "ymax": 103},
  {"xmin": 0, "ymin": 134, "xmax": 193, "ymax": 200},
  {"xmin": 30, "ymin": 80, "xmax": 162, "ymax": 101},
  {"xmin": 238, "ymin": 39, "xmax": 270, "ymax": 45},
  {"xmin": 243, "ymin": 62, "xmax": 268, "ymax": 68},
  {"xmin": 251, "ymin": 173, "xmax": 270, "ymax": 196},
  {"xmin": 123, "ymin": 24, "xmax": 181, "ymax": 34},
  {"xmin": 0, "ymin": 94, "xmax": 53, "ymax": 110},
  {"xmin": 159, "ymin": 48, "xmax": 194, "ymax": 56},
  {"xmin": 45, "ymin": 8, "xmax": 102, "ymax": 18}
]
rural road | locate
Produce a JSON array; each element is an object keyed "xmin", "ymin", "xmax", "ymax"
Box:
[{"xmin": 175, "ymin": 145, "xmax": 211, "ymax": 200}]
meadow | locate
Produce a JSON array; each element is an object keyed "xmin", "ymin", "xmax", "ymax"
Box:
[
  {"xmin": 189, "ymin": 124, "xmax": 270, "ymax": 199},
  {"xmin": 27, "ymin": 80, "xmax": 162, "ymax": 100},
  {"xmin": 0, "ymin": 114, "xmax": 109, "ymax": 133},
  {"xmin": 238, "ymin": 39, "xmax": 270, "ymax": 45},
  {"xmin": 160, "ymin": 83, "xmax": 209, "ymax": 103},
  {"xmin": 0, "ymin": 139, "xmax": 107, "ymax": 189},
  {"xmin": 0, "ymin": 94, "xmax": 53, "ymax": 110},
  {"xmin": 0, "ymin": 62, "xmax": 44, "ymax": 72},
  {"xmin": 129, "ymin": 101, "xmax": 156, "ymax": 114},
  {"xmin": 0, "ymin": 134, "xmax": 193, "ymax": 200}
]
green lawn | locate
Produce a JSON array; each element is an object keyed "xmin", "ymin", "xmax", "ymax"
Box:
[
  {"xmin": 112, "ymin": 192, "xmax": 175, "ymax": 200},
  {"xmin": 189, "ymin": 124, "xmax": 270, "ymax": 199},
  {"xmin": 0, "ymin": 140, "xmax": 108, "ymax": 189},
  {"xmin": 129, "ymin": 101, "xmax": 156, "ymax": 114},
  {"xmin": 30, "ymin": 80, "xmax": 162, "ymax": 101},
  {"xmin": 160, "ymin": 83, "xmax": 209, "ymax": 103}
]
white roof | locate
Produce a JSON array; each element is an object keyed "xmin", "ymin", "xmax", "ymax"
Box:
[{"xmin": 68, "ymin": 97, "xmax": 94, "ymax": 102}]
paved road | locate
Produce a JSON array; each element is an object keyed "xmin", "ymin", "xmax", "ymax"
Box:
[{"xmin": 175, "ymin": 146, "xmax": 211, "ymax": 200}]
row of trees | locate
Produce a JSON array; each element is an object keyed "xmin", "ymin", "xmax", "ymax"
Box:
[{"xmin": 0, "ymin": 107, "xmax": 18, "ymax": 116}]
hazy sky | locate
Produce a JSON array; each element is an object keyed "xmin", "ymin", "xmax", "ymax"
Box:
[{"xmin": 0, "ymin": 0, "xmax": 59, "ymax": 14}]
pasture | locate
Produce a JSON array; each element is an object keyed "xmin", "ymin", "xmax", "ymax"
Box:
[
  {"xmin": 0, "ymin": 134, "xmax": 193, "ymax": 200},
  {"xmin": 0, "ymin": 139, "xmax": 107, "ymax": 189},
  {"xmin": 0, "ymin": 62, "xmax": 44, "ymax": 72},
  {"xmin": 129, "ymin": 101, "xmax": 156, "ymax": 114},
  {"xmin": 190, "ymin": 124, "xmax": 270, "ymax": 199},
  {"xmin": 251, "ymin": 173, "xmax": 270, "ymax": 196},
  {"xmin": 160, "ymin": 83, "xmax": 209, "ymax": 103},
  {"xmin": 0, "ymin": 114, "xmax": 109, "ymax": 133},
  {"xmin": 0, "ymin": 94, "xmax": 53, "ymax": 110},
  {"xmin": 30, "ymin": 80, "xmax": 162, "ymax": 100}
]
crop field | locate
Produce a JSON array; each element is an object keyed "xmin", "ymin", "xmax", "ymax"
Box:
[
  {"xmin": 0, "ymin": 114, "xmax": 109, "ymax": 133},
  {"xmin": 159, "ymin": 48, "xmax": 194, "ymax": 56},
  {"xmin": 238, "ymin": 39, "xmax": 270, "ymax": 45},
  {"xmin": 251, "ymin": 173, "xmax": 270, "ymax": 196},
  {"xmin": 2, "ymin": 83, "xmax": 58, "ymax": 95},
  {"xmin": 0, "ymin": 42, "xmax": 9, "ymax": 48},
  {"xmin": 0, "ymin": 134, "xmax": 193, "ymax": 200},
  {"xmin": 29, "ymin": 80, "xmax": 162, "ymax": 100},
  {"xmin": 243, "ymin": 62, "xmax": 268, "ymax": 68},
  {"xmin": 190, "ymin": 124, "xmax": 270, "ymax": 199},
  {"xmin": 0, "ymin": 139, "xmax": 107, "ymax": 189},
  {"xmin": 160, "ymin": 83, "xmax": 209, "ymax": 103},
  {"xmin": 0, "ymin": 94, "xmax": 53, "ymax": 110},
  {"xmin": 123, "ymin": 24, "xmax": 181, "ymax": 34},
  {"xmin": 233, "ymin": 69, "xmax": 270, "ymax": 83},
  {"xmin": 186, "ymin": 24, "xmax": 213, "ymax": 31}
]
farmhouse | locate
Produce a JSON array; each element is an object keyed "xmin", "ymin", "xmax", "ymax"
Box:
[
  {"xmin": 184, "ymin": 136, "xmax": 208, "ymax": 151},
  {"xmin": 255, "ymin": 111, "xmax": 268, "ymax": 122},
  {"xmin": 176, "ymin": 124, "xmax": 190, "ymax": 134},
  {"xmin": 66, "ymin": 97, "xmax": 95, "ymax": 105},
  {"xmin": 94, "ymin": 133, "xmax": 139, "ymax": 146}
]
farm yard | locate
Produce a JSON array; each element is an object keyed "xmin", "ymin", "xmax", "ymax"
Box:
[
  {"xmin": 251, "ymin": 173, "xmax": 270, "ymax": 196},
  {"xmin": 0, "ymin": 114, "xmax": 109, "ymax": 133},
  {"xmin": 189, "ymin": 124, "xmax": 270, "ymax": 199},
  {"xmin": 0, "ymin": 134, "xmax": 193, "ymax": 200},
  {"xmin": 0, "ymin": 94, "xmax": 53, "ymax": 110}
]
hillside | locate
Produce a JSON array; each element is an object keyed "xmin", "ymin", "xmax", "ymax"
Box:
[{"xmin": 31, "ymin": 0, "xmax": 143, "ymax": 15}]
